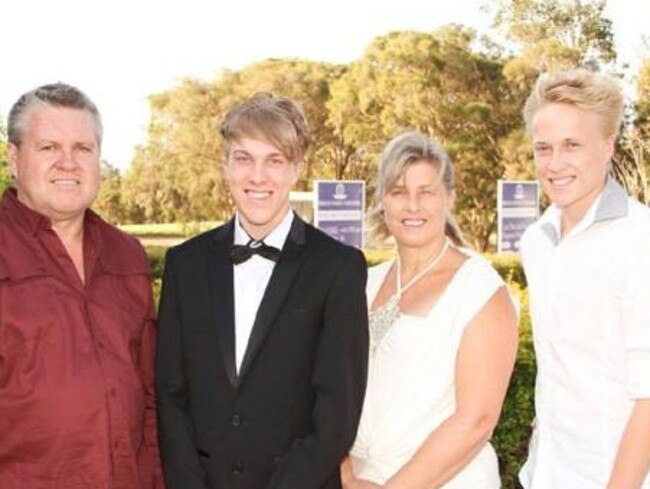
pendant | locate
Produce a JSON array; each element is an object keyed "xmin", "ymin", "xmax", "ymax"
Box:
[{"xmin": 369, "ymin": 293, "xmax": 400, "ymax": 355}]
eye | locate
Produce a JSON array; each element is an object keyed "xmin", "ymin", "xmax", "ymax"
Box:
[
  {"xmin": 566, "ymin": 141, "xmax": 581, "ymax": 149},
  {"xmin": 233, "ymin": 154, "xmax": 250, "ymax": 164},
  {"xmin": 533, "ymin": 145, "xmax": 551, "ymax": 156},
  {"xmin": 269, "ymin": 158, "xmax": 284, "ymax": 166},
  {"xmin": 77, "ymin": 144, "xmax": 94, "ymax": 153},
  {"xmin": 39, "ymin": 143, "xmax": 55, "ymax": 151}
]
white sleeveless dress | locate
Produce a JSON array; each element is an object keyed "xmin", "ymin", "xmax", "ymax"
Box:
[{"xmin": 350, "ymin": 251, "xmax": 505, "ymax": 488}]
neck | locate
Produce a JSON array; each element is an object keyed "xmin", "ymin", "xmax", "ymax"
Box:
[
  {"xmin": 560, "ymin": 179, "xmax": 607, "ymax": 237},
  {"xmin": 398, "ymin": 235, "xmax": 448, "ymax": 278},
  {"xmin": 51, "ymin": 216, "xmax": 85, "ymax": 246}
]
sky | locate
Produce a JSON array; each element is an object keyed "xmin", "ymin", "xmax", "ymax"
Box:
[{"xmin": 2, "ymin": 0, "xmax": 649, "ymax": 171}]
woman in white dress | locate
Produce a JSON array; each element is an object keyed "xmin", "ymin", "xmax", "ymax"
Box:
[{"xmin": 342, "ymin": 131, "xmax": 519, "ymax": 488}]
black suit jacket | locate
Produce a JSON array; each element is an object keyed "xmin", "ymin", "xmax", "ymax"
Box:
[{"xmin": 156, "ymin": 215, "xmax": 369, "ymax": 489}]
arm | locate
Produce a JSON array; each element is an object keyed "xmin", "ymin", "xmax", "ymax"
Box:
[
  {"xmin": 341, "ymin": 457, "xmax": 381, "ymax": 489},
  {"xmin": 607, "ymin": 399, "xmax": 650, "ymax": 489},
  {"xmin": 383, "ymin": 287, "xmax": 518, "ymax": 489},
  {"xmin": 155, "ymin": 250, "xmax": 209, "ymax": 489},
  {"xmin": 608, "ymin": 225, "xmax": 650, "ymax": 488},
  {"xmin": 138, "ymin": 278, "xmax": 165, "ymax": 488},
  {"xmin": 267, "ymin": 250, "xmax": 369, "ymax": 489}
]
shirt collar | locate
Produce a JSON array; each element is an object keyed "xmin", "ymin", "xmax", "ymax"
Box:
[
  {"xmin": 234, "ymin": 208, "xmax": 294, "ymax": 250},
  {"xmin": 539, "ymin": 177, "xmax": 629, "ymax": 245},
  {"xmin": 1, "ymin": 188, "xmax": 51, "ymax": 235}
]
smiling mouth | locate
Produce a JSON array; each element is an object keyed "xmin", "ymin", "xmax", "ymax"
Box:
[
  {"xmin": 402, "ymin": 218, "xmax": 426, "ymax": 227},
  {"xmin": 548, "ymin": 176, "xmax": 575, "ymax": 187},
  {"xmin": 245, "ymin": 190, "xmax": 272, "ymax": 200},
  {"xmin": 51, "ymin": 179, "xmax": 80, "ymax": 187}
]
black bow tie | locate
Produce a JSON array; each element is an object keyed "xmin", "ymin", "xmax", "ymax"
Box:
[{"xmin": 230, "ymin": 240, "xmax": 281, "ymax": 264}]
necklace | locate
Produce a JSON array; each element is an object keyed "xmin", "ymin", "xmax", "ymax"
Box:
[{"xmin": 369, "ymin": 238, "xmax": 450, "ymax": 355}]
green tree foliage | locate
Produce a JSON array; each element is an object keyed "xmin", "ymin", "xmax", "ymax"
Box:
[
  {"xmin": 493, "ymin": 0, "xmax": 616, "ymax": 73},
  {"xmin": 123, "ymin": 0, "xmax": 622, "ymax": 250},
  {"xmin": 328, "ymin": 27, "xmax": 521, "ymax": 249},
  {"xmin": 635, "ymin": 57, "xmax": 650, "ymax": 140},
  {"xmin": 93, "ymin": 160, "xmax": 127, "ymax": 224},
  {"xmin": 0, "ymin": 123, "xmax": 11, "ymax": 194},
  {"xmin": 123, "ymin": 60, "xmax": 341, "ymax": 223}
]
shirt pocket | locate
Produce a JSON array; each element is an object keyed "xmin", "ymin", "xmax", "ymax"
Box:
[{"xmin": 0, "ymin": 275, "xmax": 59, "ymax": 349}]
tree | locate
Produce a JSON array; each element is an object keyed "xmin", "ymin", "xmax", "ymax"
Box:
[
  {"xmin": 0, "ymin": 123, "xmax": 11, "ymax": 194},
  {"xmin": 327, "ymin": 27, "xmax": 521, "ymax": 249},
  {"xmin": 93, "ymin": 160, "xmax": 126, "ymax": 224},
  {"xmin": 635, "ymin": 57, "xmax": 650, "ymax": 140},
  {"xmin": 492, "ymin": 0, "xmax": 616, "ymax": 72},
  {"xmin": 125, "ymin": 59, "xmax": 341, "ymax": 223}
]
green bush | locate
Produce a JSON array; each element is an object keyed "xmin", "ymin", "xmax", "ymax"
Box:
[
  {"xmin": 492, "ymin": 287, "xmax": 536, "ymax": 489},
  {"xmin": 146, "ymin": 246, "xmax": 167, "ymax": 282},
  {"xmin": 487, "ymin": 252, "xmax": 527, "ymax": 289}
]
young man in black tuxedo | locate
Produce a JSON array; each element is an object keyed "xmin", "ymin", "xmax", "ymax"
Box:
[{"xmin": 156, "ymin": 93, "xmax": 369, "ymax": 489}]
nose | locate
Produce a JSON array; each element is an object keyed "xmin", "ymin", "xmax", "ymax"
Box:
[
  {"xmin": 249, "ymin": 160, "xmax": 268, "ymax": 183},
  {"xmin": 405, "ymin": 192, "xmax": 420, "ymax": 212},
  {"xmin": 55, "ymin": 148, "xmax": 80, "ymax": 171},
  {"xmin": 546, "ymin": 148, "xmax": 565, "ymax": 173}
]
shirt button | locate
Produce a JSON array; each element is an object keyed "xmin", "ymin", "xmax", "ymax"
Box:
[
  {"xmin": 231, "ymin": 461, "xmax": 243, "ymax": 474},
  {"xmin": 109, "ymin": 388, "xmax": 116, "ymax": 397},
  {"xmin": 231, "ymin": 414, "xmax": 242, "ymax": 427}
]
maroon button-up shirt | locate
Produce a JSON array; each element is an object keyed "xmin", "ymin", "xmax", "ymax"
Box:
[{"xmin": 0, "ymin": 189, "xmax": 163, "ymax": 489}]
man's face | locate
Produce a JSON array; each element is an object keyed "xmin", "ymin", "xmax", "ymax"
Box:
[
  {"xmin": 224, "ymin": 137, "xmax": 299, "ymax": 240},
  {"xmin": 531, "ymin": 102, "xmax": 614, "ymax": 227},
  {"xmin": 8, "ymin": 105, "xmax": 100, "ymax": 225}
]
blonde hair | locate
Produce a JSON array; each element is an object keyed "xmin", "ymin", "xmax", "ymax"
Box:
[
  {"xmin": 219, "ymin": 92, "xmax": 311, "ymax": 163},
  {"xmin": 523, "ymin": 69, "xmax": 624, "ymax": 138},
  {"xmin": 368, "ymin": 131, "xmax": 466, "ymax": 246}
]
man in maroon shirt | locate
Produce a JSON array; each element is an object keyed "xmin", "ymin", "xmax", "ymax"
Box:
[{"xmin": 0, "ymin": 83, "xmax": 163, "ymax": 488}]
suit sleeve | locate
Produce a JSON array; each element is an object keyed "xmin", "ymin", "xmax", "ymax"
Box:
[
  {"xmin": 267, "ymin": 249, "xmax": 369, "ymax": 489},
  {"xmin": 155, "ymin": 249, "xmax": 210, "ymax": 489}
]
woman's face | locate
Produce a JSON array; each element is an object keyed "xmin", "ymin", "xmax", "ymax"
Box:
[{"xmin": 381, "ymin": 160, "xmax": 454, "ymax": 249}]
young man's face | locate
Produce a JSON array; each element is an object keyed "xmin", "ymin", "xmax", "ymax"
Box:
[
  {"xmin": 224, "ymin": 137, "xmax": 299, "ymax": 240},
  {"xmin": 8, "ymin": 105, "xmax": 101, "ymax": 226},
  {"xmin": 531, "ymin": 102, "xmax": 614, "ymax": 228}
]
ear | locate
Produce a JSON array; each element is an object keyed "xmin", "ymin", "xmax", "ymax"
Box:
[{"xmin": 7, "ymin": 143, "xmax": 19, "ymax": 179}]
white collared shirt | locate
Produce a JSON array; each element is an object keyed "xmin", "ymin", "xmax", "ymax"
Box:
[
  {"xmin": 519, "ymin": 179, "xmax": 650, "ymax": 488},
  {"xmin": 233, "ymin": 210, "xmax": 294, "ymax": 372}
]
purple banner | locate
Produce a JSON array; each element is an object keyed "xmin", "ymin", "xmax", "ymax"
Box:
[{"xmin": 315, "ymin": 181, "xmax": 365, "ymax": 249}]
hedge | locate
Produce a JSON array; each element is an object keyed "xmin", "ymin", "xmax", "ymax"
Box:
[{"xmin": 145, "ymin": 246, "xmax": 534, "ymax": 488}]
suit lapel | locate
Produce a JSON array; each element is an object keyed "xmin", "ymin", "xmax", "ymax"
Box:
[
  {"xmin": 238, "ymin": 215, "xmax": 308, "ymax": 381},
  {"xmin": 209, "ymin": 219, "xmax": 238, "ymax": 387}
]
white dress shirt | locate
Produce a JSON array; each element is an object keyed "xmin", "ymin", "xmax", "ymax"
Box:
[
  {"xmin": 233, "ymin": 210, "xmax": 294, "ymax": 372},
  {"xmin": 519, "ymin": 178, "xmax": 650, "ymax": 488}
]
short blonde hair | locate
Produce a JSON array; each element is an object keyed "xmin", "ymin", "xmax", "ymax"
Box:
[
  {"xmin": 523, "ymin": 69, "xmax": 624, "ymax": 138},
  {"xmin": 368, "ymin": 130, "xmax": 466, "ymax": 246},
  {"xmin": 219, "ymin": 92, "xmax": 311, "ymax": 163}
]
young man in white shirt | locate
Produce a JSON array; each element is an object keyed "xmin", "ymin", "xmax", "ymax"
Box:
[
  {"xmin": 519, "ymin": 70, "xmax": 650, "ymax": 488},
  {"xmin": 156, "ymin": 92, "xmax": 369, "ymax": 489}
]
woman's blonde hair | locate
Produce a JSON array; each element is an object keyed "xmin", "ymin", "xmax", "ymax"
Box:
[
  {"xmin": 368, "ymin": 130, "xmax": 466, "ymax": 246},
  {"xmin": 523, "ymin": 69, "xmax": 624, "ymax": 138}
]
